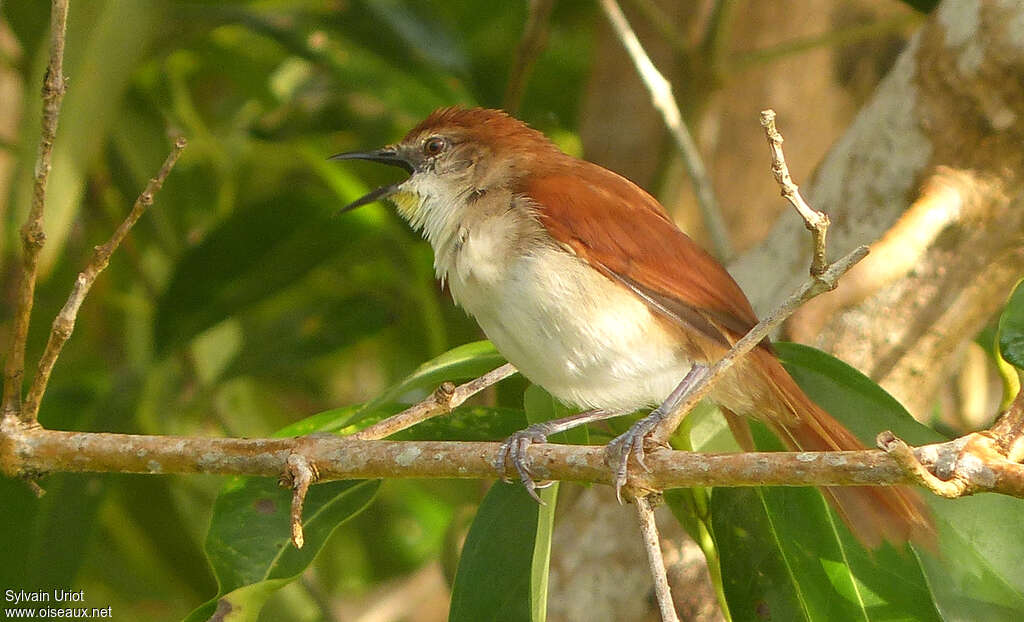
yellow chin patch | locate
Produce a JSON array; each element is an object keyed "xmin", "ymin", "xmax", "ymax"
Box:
[{"xmin": 389, "ymin": 189, "xmax": 420, "ymax": 218}]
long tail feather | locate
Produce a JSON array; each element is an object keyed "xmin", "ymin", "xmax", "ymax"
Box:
[{"xmin": 754, "ymin": 351, "xmax": 936, "ymax": 550}]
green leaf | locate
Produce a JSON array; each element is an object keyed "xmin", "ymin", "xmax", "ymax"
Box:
[
  {"xmin": 997, "ymin": 280, "xmax": 1024, "ymax": 369},
  {"xmin": 711, "ymin": 343, "xmax": 1024, "ymax": 621},
  {"xmin": 783, "ymin": 343, "xmax": 1024, "ymax": 619},
  {"xmin": 712, "ymin": 346, "xmax": 929, "ymax": 622},
  {"xmin": 185, "ymin": 478, "xmax": 379, "ymax": 621},
  {"xmin": 449, "ymin": 482, "xmax": 557, "ymax": 622},
  {"xmin": 713, "ymin": 432, "xmax": 940, "ymax": 622}
]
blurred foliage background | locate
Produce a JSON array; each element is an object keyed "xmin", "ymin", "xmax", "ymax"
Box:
[{"xmin": 7, "ymin": 1, "xmax": 1018, "ymax": 621}]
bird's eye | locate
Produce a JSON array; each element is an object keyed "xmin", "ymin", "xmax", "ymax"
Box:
[{"xmin": 423, "ymin": 136, "xmax": 447, "ymax": 156}]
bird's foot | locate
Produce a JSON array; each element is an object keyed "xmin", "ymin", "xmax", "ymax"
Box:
[
  {"xmin": 495, "ymin": 424, "xmax": 556, "ymax": 504},
  {"xmin": 605, "ymin": 408, "xmax": 671, "ymax": 503}
]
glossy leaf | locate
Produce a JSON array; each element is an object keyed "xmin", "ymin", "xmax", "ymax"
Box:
[
  {"xmin": 448, "ymin": 482, "xmax": 557, "ymax": 622},
  {"xmin": 711, "ymin": 343, "xmax": 1024, "ymax": 621},
  {"xmin": 998, "ymin": 280, "xmax": 1024, "ymax": 369},
  {"xmin": 185, "ymin": 479, "xmax": 379, "ymax": 622},
  {"xmin": 448, "ymin": 383, "xmax": 562, "ymax": 622}
]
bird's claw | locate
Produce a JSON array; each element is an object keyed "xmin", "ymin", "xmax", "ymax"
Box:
[
  {"xmin": 496, "ymin": 428, "xmax": 551, "ymax": 504},
  {"xmin": 606, "ymin": 410, "xmax": 667, "ymax": 503}
]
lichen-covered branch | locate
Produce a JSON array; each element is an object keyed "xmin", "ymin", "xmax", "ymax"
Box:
[{"xmin": 5, "ymin": 414, "xmax": 1022, "ymax": 497}]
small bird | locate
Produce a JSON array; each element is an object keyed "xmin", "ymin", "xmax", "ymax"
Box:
[{"xmin": 333, "ymin": 107, "xmax": 933, "ymax": 549}]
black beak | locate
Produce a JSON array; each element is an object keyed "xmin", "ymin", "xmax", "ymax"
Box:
[{"xmin": 329, "ymin": 147, "xmax": 414, "ymax": 214}]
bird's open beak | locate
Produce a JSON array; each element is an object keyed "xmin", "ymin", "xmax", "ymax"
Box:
[{"xmin": 329, "ymin": 147, "xmax": 414, "ymax": 214}]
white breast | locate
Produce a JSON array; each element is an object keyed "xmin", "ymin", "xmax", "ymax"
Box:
[{"xmin": 442, "ymin": 216, "xmax": 694, "ymax": 413}]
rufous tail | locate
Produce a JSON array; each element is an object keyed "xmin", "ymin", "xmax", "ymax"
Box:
[{"xmin": 755, "ymin": 351, "xmax": 937, "ymax": 551}]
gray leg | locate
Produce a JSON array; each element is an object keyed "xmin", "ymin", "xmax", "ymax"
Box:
[
  {"xmin": 605, "ymin": 364, "xmax": 710, "ymax": 502},
  {"xmin": 497, "ymin": 409, "xmax": 624, "ymax": 503}
]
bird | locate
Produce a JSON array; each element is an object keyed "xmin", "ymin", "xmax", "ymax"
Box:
[{"xmin": 332, "ymin": 106, "xmax": 934, "ymax": 550}]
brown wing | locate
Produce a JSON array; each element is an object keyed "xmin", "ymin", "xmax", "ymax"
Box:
[{"xmin": 524, "ymin": 162, "xmax": 761, "ymax": 347}]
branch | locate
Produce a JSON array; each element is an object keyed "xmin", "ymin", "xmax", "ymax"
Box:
[
  {"xmin": 281, "ymin": 452, "xmax": 318, "ymax": 549},
  {"xmin": 760, "ymin": 109, "xmax": 829, "ymax": 276},
  {"xmin": 634, "ymin": 496, "xmax": 679, "ymax": 622},
  {"xmin": 598, "ymin": 0, "xmax": 733, "ymax": 261},
  {"xmin": 351, "ymin": 363, "xmax": 517, "ymax": 440},
  {"xmin": 21, "ymin": 137, "xmax": 187, "ymax": 422},
  {"xmin": 2, "ymin": 0, "xmax": 70, "ymax": 422},
  {"xmin": 640, "ymin": 110, "xmax": 868, "ymax": 448},
  {"xmin": 880, "ymin": 389, "xmax": 1024, "ymax": 498},
  {"xmin": 4, "ymin": 417, "xmax": 1023, "ymax": 495}
]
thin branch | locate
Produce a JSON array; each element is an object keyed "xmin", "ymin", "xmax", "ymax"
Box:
[
  {"xmin": 21, "ymin": 137, "xmax": 188, "ymax": 422},
  {"xmin": 352, "ymin": 363, "xmax": 517, "ymax": 440},
  {"xmin": 647, "ymin": 246, "xmax": 867, "ymax": 445},
  {"xmin": 633, "ymin": 496, "xmax": 679, "ymax": 622},
  {"xmin": 640, "ymin": 109, "xmax": 869, "ymax": 445},
  {"xmin": 503, "ymin": 0, "xmax": 555, "ymax": 113},
  {"xmin": 599, "ymin": 0, "xmax": 733, "ymax": 261},
  {"xmin": 2, "ymin": 0, "xmax": 70, "ymax": 422},
  {"xmin": 4, "ymin": 419, "xmax": 1022, "ymax": 494},
  {"xmin": 760, "ymin": 110, "xmax": 829, "ymax": 276}
]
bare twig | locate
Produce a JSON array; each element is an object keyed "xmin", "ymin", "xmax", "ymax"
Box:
[
  {"xmin": 759, "ymin": 110, "xmax": 829, "ymax": 276},
  {"xmin": 281, "ymin": 452, "xmax": 319, "ymax": 549},
  {"xmin": 633, "ymin": 496, "xmax": 679, "ymax": 622},
  {"xmin": 599, "ymin": 0, "xmax": 733, "ymax": 261},
  {"xmin": 503, "ymin": 0, "xmax": 555, "ymax": 113},
  {"xmin": 2, "ymin": 0, "xmax": 70, "ymax": 422},
  {"xmin": 352, "ymin": 363, "xmax": 517, "ymax": 440},
  {"xmin": 21, "ymin": 137, "xmax": 187, "ymax": 422}
]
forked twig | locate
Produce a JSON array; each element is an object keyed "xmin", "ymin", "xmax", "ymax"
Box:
[
  {"xmin": 644, "ymin": 112, "xmax": 868, "ymax": 444},
  {"xmin": 760, "ymin": 110, "xmax": 830, "ymax": 276},
  {"xmin": 2, "ymin": 0, "xmax": 71, "ymax": 422},
  {"xmin": 21, "ymin": 137, "xmax": 188, "ymax": 421}
]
